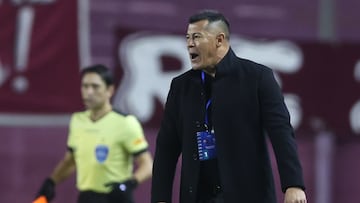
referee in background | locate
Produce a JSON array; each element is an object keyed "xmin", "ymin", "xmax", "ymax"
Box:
[{"xmin": 34, "ymin": 64, "xmax": 153, "ymax": 203}]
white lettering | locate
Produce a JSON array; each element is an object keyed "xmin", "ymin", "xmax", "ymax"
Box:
[
  {"xmin": 115, "ymin": 34, "xmax": 303, "ymax": 129},
  {"xmin": 113, "ymin": 34, "xmax": 190, "ymax": 121},
  {"xmin": 12, "ymin": 6, "xmax": 34, "ymax": 93},
  {"xmin": 284, "ymin": 94, "xmax": 302, "ymax": 130},
  {"xmin": 231, "ymin": 37, "xmax": 303, "ymax": 74},
  {"xmin": 350, "ymin": 60, "xmax": 360, "ymax": 134},
  {"xmin": 350, "ymin": 101, "xmax": 360, "ymax": 134}
]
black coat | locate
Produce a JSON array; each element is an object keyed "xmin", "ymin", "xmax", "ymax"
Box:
[{"xmin": 151, "ymin": 48, "xmax": 305, "ymax": 203}]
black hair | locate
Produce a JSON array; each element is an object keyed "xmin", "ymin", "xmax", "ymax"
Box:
[
  {"xmin": 80, "ymin": 64, "xmax": 114, "ymax": 87},
  {"xmin": 188, "ymin": 9, "xmax": 230, "ymax": 37}
]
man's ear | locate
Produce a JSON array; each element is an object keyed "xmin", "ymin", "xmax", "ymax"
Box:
[
  {"xmin": 107, "ymin": 85, "xmax": 115, "ymax": 97},
  {"xmin": 216, "ymin": 33, "xmax": 226, "ymax": 47}
]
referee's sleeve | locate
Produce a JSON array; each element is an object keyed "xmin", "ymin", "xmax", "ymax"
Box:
[
  {"xmin": 66, "ymin": 114, "xmax": 76, "ymax": 151},
  {"xmin": 123, "ymin": 115, "xmax": 149, "ymax": 154}
]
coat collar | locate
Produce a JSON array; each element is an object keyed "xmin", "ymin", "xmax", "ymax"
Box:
[{"xmin": 215, "ymin": 47, "xmax": 237, "ymax": 77}]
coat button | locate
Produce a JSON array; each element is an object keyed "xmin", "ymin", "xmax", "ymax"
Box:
[
  {"xmin": 189, "ymin": 186, "xmax": 193, "ymax": 193},
  {"xmin": 192, "ymin": 153, "xmax": 198, "ymax": 160}
]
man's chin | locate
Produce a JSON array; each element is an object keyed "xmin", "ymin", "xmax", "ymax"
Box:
[
  {"xmin": 191, "ymin": 65, "xmax": 204, "ymax": 70},
  {"xmin": 83, "ymin": 103, "xmax": 93, "ymax": 110}
]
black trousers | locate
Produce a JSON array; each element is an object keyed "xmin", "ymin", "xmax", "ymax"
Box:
[
  {"xmin": 197, "ymin": 192, "xmax": 224, "ymax": 203},
  {"xmin": 77, "ymin": 191, "xmax": 134, "ymax": 203}
]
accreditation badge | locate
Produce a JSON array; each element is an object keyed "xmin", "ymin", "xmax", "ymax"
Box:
[{"xmin": 196, "ymin": 130, "xmax": 217, "ymax": 161}]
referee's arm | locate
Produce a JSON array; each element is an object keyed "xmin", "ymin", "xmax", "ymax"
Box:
[
  {"xmin": 49, "ymin": 149, "xmax": 76, "ymax": 184},
  {"xmin": 132, "ymin": 150, "xmax": 153, "ymax": 184}
]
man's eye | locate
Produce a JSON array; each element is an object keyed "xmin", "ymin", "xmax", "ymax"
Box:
[{"xmin": 91, "ymin": 85, "xmax": 99, "ymax": 90}]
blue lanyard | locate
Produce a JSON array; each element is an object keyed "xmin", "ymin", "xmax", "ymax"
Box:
[{"xmin": 201, "ymin": 71, "xmax": 212, "ymax": 126}]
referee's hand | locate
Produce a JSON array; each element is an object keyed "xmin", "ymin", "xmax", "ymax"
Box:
[
  {"xmin": 35, "ymin": 178, "xmax": 55, "ymax": 202},
  {"xmin": 284, "ymin": 187, "xmax": 307, "ymax": 203}
]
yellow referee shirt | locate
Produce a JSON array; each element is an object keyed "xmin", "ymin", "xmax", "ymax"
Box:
[{"xmin": 67, "ymin": 110, "xmax": 148, "ymax": 193}]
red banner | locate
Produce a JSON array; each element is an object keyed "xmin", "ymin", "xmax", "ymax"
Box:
[
  {"xmin": 1, "ymin": 1, "xmax": 359, "ymax": 135},
  {"xmin": 0, "ymin": 0, "xmax": 83, "ymax": 114},
  {"xmin": 113, "ymin": 28, "xmax": 360, "ymax": 135}
]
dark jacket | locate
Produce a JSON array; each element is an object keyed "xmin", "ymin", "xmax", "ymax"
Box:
[{"xmin": 151, "ymin": 48, "xmax": 305, "ymax": 203}]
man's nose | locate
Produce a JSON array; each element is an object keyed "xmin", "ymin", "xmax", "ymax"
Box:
[
  {"xmin": 187, "ymin": 38, "xmax": 195, "ymax": 47},
  {"xmin": 84, "ymin": 87, "xmax": 94, "ymax": 95}
]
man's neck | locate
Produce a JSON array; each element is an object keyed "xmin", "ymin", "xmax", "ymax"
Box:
[
  {"xmin": 203, "ymin": 67, "xmax": 216, "ymax": 77},
  {"xmin": 203, "ymin": 45, "xmax": 229, "ymax": 77},
  {"xmin": 90, "ymin": 104, "xmax": 112, "ymax": 121}
]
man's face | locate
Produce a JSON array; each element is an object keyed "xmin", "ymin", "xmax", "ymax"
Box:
[
  {"xmin": 81, "ymin": 73, "xmax": 112, "ymax": 110},
  {"xmin": 186, "ymin": 20, "xmax": 218, "ymax": 70}
]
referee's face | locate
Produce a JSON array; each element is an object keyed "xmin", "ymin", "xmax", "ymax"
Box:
[{"xmin": 81, "ymin": 73, "xmax": 112, "ymax": 110}]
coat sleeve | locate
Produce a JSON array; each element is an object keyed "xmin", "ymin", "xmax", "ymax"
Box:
[
  {"xmin": 258, "ymin": 67, "xmax": 305, "ymax": 192},
  {"xmin": 151, "ymin": 79, "xmax": 182, "ymax": 203}
]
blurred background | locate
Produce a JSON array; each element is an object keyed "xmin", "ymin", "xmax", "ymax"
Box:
[{"xmin": 1, "ymin": 0, "xmax": 360, "ymax": 202}]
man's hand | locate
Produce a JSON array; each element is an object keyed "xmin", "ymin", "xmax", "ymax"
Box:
[
  {"xmin": 35, "ymin": 178, "xmax": 55, "ymax": 202},
  {"xmin": 284, "ymin": 187, "xmax": 307, "ymax": 203}
]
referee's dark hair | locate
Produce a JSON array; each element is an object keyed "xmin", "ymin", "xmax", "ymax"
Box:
[{"xmin": 80, "ymin": 64, "xmax": 114, "ymax": 87}]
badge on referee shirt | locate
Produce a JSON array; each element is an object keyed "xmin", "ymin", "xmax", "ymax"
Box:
[{"xmin": 95, "ymin": 145, "xmax": 109, "ymax": 163}]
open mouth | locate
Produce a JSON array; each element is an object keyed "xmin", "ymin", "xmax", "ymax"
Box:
[{"xmin": 190, "ymin": 53, "xmax": 199, "ymax": 61}]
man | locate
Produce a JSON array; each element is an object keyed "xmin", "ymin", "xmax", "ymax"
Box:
[
  {"xmin": 35, "ymin": 64, "xmax": 153, "ymax": 203},
  {"xmin": 151, "ymin": 10, "xmax": 307, "ymax": 203}
]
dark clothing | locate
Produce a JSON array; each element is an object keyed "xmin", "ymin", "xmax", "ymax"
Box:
[
  {"xmin": 197, "ymin": 192, "xmax": 224, "ymax": 203},
  {"xmin": 196, "ymin": 182, "xmax": 223, "ymax": 202},
  {"xmin": 78, "ymin": 191, "xmax": 108, "ymax": 203},
  {"xmin": 77, "ymin": 191, "xmax": 134, "ymax": 203},
  {"xmin": 197, "ymin": 73, "xmax": 222, "ymax": 198},
  {"xmin": 197, "ymin": 159, "xmax": 221, "ymax": 199},
  {"xmin": 151, "ymin": 48, "xmax": 305, "ymax": 203}
]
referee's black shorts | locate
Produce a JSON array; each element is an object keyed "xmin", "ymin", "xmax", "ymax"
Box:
[
  {"xmin": 78, "ymin": 191, "xmax": 108, "ymax": 203},
  {"xmin": 77, "ymin": 191, "xmax": 134, "ymax": 203}
]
